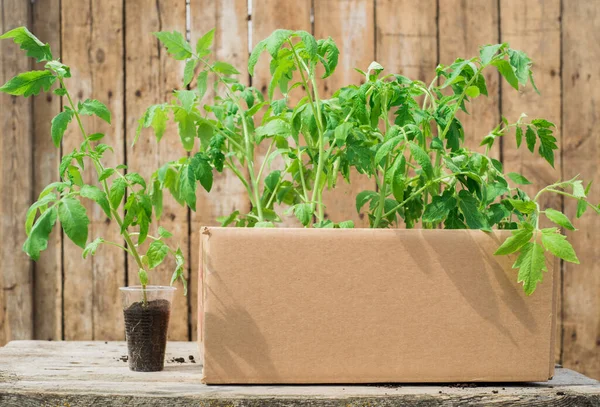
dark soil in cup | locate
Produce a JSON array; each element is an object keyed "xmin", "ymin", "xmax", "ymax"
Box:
[{"xmin": 123, "ymin": 299, "xmax": 171, "ymax": 372}]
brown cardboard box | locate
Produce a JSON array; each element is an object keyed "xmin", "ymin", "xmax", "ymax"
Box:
[{"xmin": 198, "ymin": 227, "xmax": 557, "ymax": 384}]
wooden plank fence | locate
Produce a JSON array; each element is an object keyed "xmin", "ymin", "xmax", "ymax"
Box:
[{"xmin": 0, "ymin": 0, "xmax": 598, "ymax": 380}]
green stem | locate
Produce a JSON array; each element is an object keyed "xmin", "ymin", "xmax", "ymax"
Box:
[
  {"xmin": 373, "ymin": 156, "xmax": 390, "ymax": 228},
  {"xmin": 60, "ymin": 78, "xmax": 146, "ymax": 276}
]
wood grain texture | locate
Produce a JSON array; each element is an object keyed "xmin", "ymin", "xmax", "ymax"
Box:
[
  {"xmin": 124, "ymin": 0, "xmax": 189, "ymax": 340},
  {"xmin": 0, "ymin": 0, "xmax": 34, "ymax": 344},
  {"xmin": 561, "ymin": 0, "xmax": 600, "ymax": 381},
  {"xmin": 252, "ymin": 0, "xmax": 311, "ymax": 227},
  {"xmin": 31, "ymin": 0, "xmax": 62, "ymax": 341},
  {"xmin": 61, "ymin": 0, "xmax": 125, "ymax": 340},
  {"xmin": 189, "ymin": 0, "xmax": 251, "ymax": 340},
  {"xmin": 0, "ymin": 341, "xmax": 598, "ymax": 407},
  {"xmin": 438, "ymin": 0, "xmax": 500, "ymax": 157},
  {"xmin": 499, "ymin": 0, "xmax": 562, "ymax": 365},
  {"xmin": 375, "ymin": 0, "xmax": 437, "ymax": 82},
  {"xmin": 315, "ymin": 0, "xmax": 375, "ymax": 227}
]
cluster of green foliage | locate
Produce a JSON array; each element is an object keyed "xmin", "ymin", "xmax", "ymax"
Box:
[
  {"xmin": 140, "ymin": 29, "xmax": 599, "ymax": 295},
  {"xmin": 0, "ymin": 27, "xmax": 186, "ymax": 297},
  {"xmin": 2, "ymin": 26, "xmax": 599, "ymax": 296}
]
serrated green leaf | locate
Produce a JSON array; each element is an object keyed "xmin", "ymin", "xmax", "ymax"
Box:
[
  {"xmin": 175, "ymin": 90, "xmax": 196, "ymax": 112},
  {"xmin": 196, "ymin": 70, "xmax": 208, "ymax": 98},
  {"xmin": 23, "ymin": 206, "xmax": 57, "ymax": 261},
  {"xmin": 294, "ymin": 203, "xmax": 313, "ymax": 226},
  {"xmin": 508, "ymin": 48, "xmax": 531, "ymax": 85},
  {"xmin": 525, "ymin": 126, "xmax": 536, "ymax": 152},
  {"xmin": 537, "ymin": 128, "xmax": 557, "ymax": 167},
  {"xmin": 356, "ymin": 190, "xmax": 377, "ymax": 213},
  {"xmin": 317, "ymin": 37, "xmax": 339, "ymax": 79},
  {"xmin": 179, "ymin": 164, "xmax": 196, "ymax": 211},
  {"xmin": 0, "ymin": 70, "xmax": 56, "ymax": 97},
  {"xmin": 82, "ymin": 237, "xmax": 104, "ymax": 259},
  {"xmin": 196, "ymin": 29, "xmax": 215, "ymax": 54},
  {"xmin": 375, "ymin": 135, "xmax": 402, "ymax": 166},
  {"xmin": 0, "ymin": 26, "xmax": 53, "ymax": 62},
  {"xmin": 458, "ymin": 190, "xmax": 489, "ymax": 230},
  {"xmin": 337, "ymin": 220, "xmax": 354, "ymax": 228},
  {"xmin": 479, "ymin": 44, "xmax": 502, "ymax": 65},
  {"xmin": 492, "ymin": 59, "xmax": 519, "ymax": 90},
  {"xmin": 255, "ymin": 119, "xmax": 291, "ymax": 143},
  {"xmin": 507, "ymin": 172, "xmax": 532, "ymax": 185},
  {"xmin": 78, "ymin": 99, "xmax": 111, "ymax": 124},
  {"xmin": 45, "ymin": 60, "xmax": 70, "ymax": 78},
  {"xmin": 153, "ymin": 30, "xmax": 192, "ymax": 60},
  {"xmin": 213, "ymin": 61, "xmax": 240, "ymax": 75},
  {"xmin": 183, "ymin": 59, "xmax": 198, "ymax": 87},
  {"xmin": 422, "ymin": 193, "xmax": 457, "ymax": 224},
  {"xmin": 109, "ymin": 177, "xmax": 127, "ymax": 209},
  {"xmin": 248, "ymin": 39, "xmax": 267, "ymax": 75},
  {"xmin": 514, "ymin": 241, "xmax": 547, "ymax": 295},
  {"xmin": 264, "ymin": 170, "xmax": 281, "ymax": 192},
  {"xmin": 146, "ymin": 240, "xmax": 169, "ymax": 269},
  {"xmin": 544, "ymin": 208, "xmax": 575, "ymax": 231},
  {"xmin": 508, "ymin": 199, "xmax": 537, "ymax": 214},
  {"xmin": 51, "ymin": 110, "xmax": 74, "ymax": 147},
  {"xmin": 409, "ymin": 142, "xmax": 433, "ymax": 179},
  {"xmin": 174, "ymin": 108, "xmax": 196, "ymax": 151},
  {"xmin": 265, "ymin": 29, "xmax": 293, "ymax": 57},
  {"xmin": 541, "ymin": 229, "xmax": 579, "ymax": 264},
  {"xmin": 515, "ymin": 126, "xmax": 523, "ymax": 148},
  {"xmin": 334, "ymin": 122, "xmax": 353, "ymax": 143},
  {"xmin": 79, "ymin": 185, "xmax": 111, "ymax": 217},
  {"xmin": 58, "ymin": 197, "xmax": 89, "ymax": 249},
  {"xmin": 494, "ymin": 224, "xmax": 533, "ymax": 255},
  {"xmin": 25, "ymin": 193, "xmax": 57, "ymax": 236},
  {"xmin": 158, "ymin": 226, "xmax": 173, "ymax": 238},
  {"xmin": 190, "ymin": 153, "xmax": 213, "ymax": 192}
]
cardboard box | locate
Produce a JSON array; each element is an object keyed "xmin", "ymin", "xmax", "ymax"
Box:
[{"xmin": 198, "ymin": 227, "xmax": 557, "ymax": 384}]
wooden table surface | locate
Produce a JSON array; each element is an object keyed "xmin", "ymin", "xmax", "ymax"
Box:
[{"xmin": 0, "ymin": 341, "xmax": 598, "ymax": 406}]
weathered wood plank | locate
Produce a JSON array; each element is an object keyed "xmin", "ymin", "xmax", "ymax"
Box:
[
  {"xmin": 61, "ymin": 0, "xmax": 125, "ymax": 340},
  {"xmin": 252, "ymin": 0, "xmax": 312, "ymax": 227},
  {"xmin": 438, "ymin": 0, "xmax": 500, "ymax": 157},
  {"xmin": 561, "ymin": 0, "xmax": 600, "ymax": 381},
  {"xmin": 0, "ymin": 341, "xmax": 598, "ymax": 407},
  {"xmin": 124, "ymin": 0, "xmax": 189, "ymax": 340},
  {"xmin": 0, "ymin": 0, "xmax": 34, "ymax": 345},
  {"xmin": 499, "ymin": 0, "xmax": 562, "ymax": 365},
  {"xmin": 31, "ymin": 0, "xmax": 63, "ymax": 342},
  {"xmin": 315, "ymin": 0, "xmax": 375, "ymax": 227},
  {"xmin": 376, "ymin": 0, "xmax": 437, "ymax": 82},
  {"xmin": 189, "ymin": 0, "xmax": 251, "ymax": 341}
]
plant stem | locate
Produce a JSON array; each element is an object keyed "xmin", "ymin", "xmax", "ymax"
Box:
[
  {"xmin": 373, "ymin": 156, "xmax": 390, "ymax": 227},
  {"xmin": 60, "ymin": 78, "xmax": 146, "ymax": 276}
]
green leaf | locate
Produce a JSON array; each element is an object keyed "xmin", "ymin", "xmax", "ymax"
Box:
[
  {"xmin": 544, "ymin": 208, "xmax": 575, "ymax": 231},
  {"xmin": 255, "ymin": 221, "xmax": 275, "ymax": 228},
  {"xmin": 158, "ymin": 226, "xmax": 173, "ymax": 239},
  {"xmin": 23, "ymin": 206, "xmax": 57, "ymax": 261},
  {"xmin": 515, "ymin": 126, "xmax": 523, "ymax": 148},
  {"xmin": 479, "ymin": 44, "xmax": 502, "ymax": 65},
  {"xmin": 196, "ymin": 29, "xmax": 215, "ymax": 54},
  {"xmin": 137, "ymin": 104, "xmax": 168, "ymax": 143},
  {"xmin": 0, "ymin": 70, "xmax": 56, "ymax": 97},
  {"xmin": 317, "ymin": 37, "xmax": 339, "ymax": 79},
  {"xmin": 265, "ymin": 29, "xmax": 293, "ymax": 57},
  {"xmin": 337, "ymin": 220, "xmax": 354, "ymax": 229},
  {"xmin": 82, "ymin": 237, "xmax": 103, "ymax": 259},
  {"xmin": 25, "ymin": 193, "xmax": 57, "ymax": 236},
  {"xmin": 541, "ymin": 229, "xmax": 579, "ymax": 264},
  {"xmin": 296, "ymin": 30, "xmax": 318, "ymax": 59},
  {"xmin": 465, "ymin": 85, "xmax": 480, "ymax": 98},
  {"xmin": 179, "ymin": 164, "xmax": 197, "ymax": 211},
  {"xmin": 0, "ymin": 26, "xmax": 53, "ymax": 62},
  {"xmin": 190, "ymin": 153, "xmax": 213, "ymax": 192},
  {"xmin": 494, "ymin": 224, "xmax": 533, "ymax": 255},
  {"xmin": 175, "ymin": 89, "xmax": 196, "ymax": 112},
  {"xmin": 98, "ymin": 168, "xmax": 115, "ymax": 182},
  {"xmin": 422, "ymin": 193, "xmax": 457, "ymax": 224},
  {"xmin": 356, "ymin": 190, "xmax": 377, "ymax": 213},
  {"xmin": 174, "ymin": 108, "xmax": 196, "ymax": 151},
  {"xmin": 146, "ymin": 240, "xmax": 169, "ymax": 269},
  {"xmin": 197, "ymin": 71, "xmax": 208, "ymax": 99},
  {"xmin": 138, "ymin": 269, "xmax": 149, "ymax": 286},
  {"xmin": 334, "ymin": 122, "xmax": 353, "ymax": 143},
  {"xmin": 458, "ymin": 190, "xmax": 489, "ymax": 230},
  {"xmin": 255, "ymin": 119, "xmax": 291, "ymax": 143},
  {"xmin": 508, "ymin": 49, "xmax": 531, "ymax": 85},
  {"xmin": 294, "ymin": 203, "xmax": 313, "ymax": 226},
  {"xmin": 217, "ymin": 210, "xmax": 240, "ymax": 227},
  {"xmin": 58, "ymin": 197, "xmax": 89, "ymax": 249},
  {"xmin": 79, "ymin": 185, "xmax": 111, "ymax": 217},
  {"xmin": 248, "ymin": 39, "xmax": 267, "ymax": 75},
  {"xmin": 109, "ymin": 178, "xmax": 127, "ymax": 209},
  {"xmin": 183, "ymin": 59, "xmax": 198, "ymax": 87},
  {"xmin": 409, "ymin": 142, "xmax": 433, "ymax": 179},
  {"xmin": 525, "ymin": 126, "xmax": 536, "ymax": 152},
  {"xmin": 45, "ymin": 60, "xmax": 70, "ymax": 78},
  {"xmin": 507, "ymin": 172, "xmax": 532, "ymax": 185},
  {"xmin": 264, "ymin": 170, "xmax": 281, "ymax": 192},
  {"xmin": 508, "ymin": 199, "xmax": 537, "ymax": 214},
  {"xmin": 537, "ymin": 128, "xmax": 557, "ymax": 167},
  {"xmin": 153, "ymin": 30, "xmax": 192, "ymax": 60},
  {"xmin": 492, "ymin": 59, "xmax": 519, "ymax": 90},
  {"xmin": 87, "ymin": 133, "xmax": 105, "ymax": 141},
  {"xmin": 213, "ymin": 61, "xmax": 240, "ymax": 75},
  {"xmin": 514, "ymin": 242, "xmax": 547, "ymax": 295},
  {"xmin": 375, "ymin": 135, "xmax": 402, "ymax": 166},
  {"xmin": 78, "ymin": 99, "xmax": 111, "ymax": 124},
  {"xmin": 51, "ymin": 110, "xmax": 74, "ymax": 148}
]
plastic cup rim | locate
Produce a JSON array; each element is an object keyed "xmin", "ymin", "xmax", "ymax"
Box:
[{"xmin": 119, "ymin": 285, "xmax": 177, "ymax": 292}]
